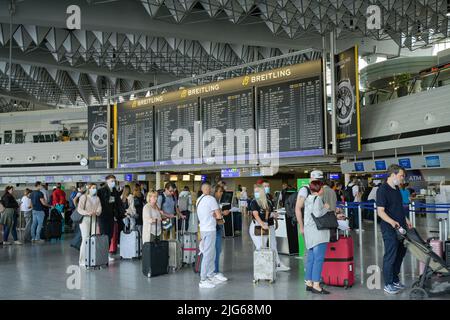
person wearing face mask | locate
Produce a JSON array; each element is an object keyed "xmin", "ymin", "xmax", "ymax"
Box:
[
  {"xmin": 376, "ymin": 165, "xmax": 413, "ymax": 295},
  {"xmin": 97, "ymin": 175, "xmax": 125, "ymax": 261},
  {"xmin": 70, "ymin": 184, "xmax": 86, "ymax": 250},
  {"xmin": 249, "ymin": 184, "xmax": 290, "ymax": 272},
  {"xmin": 77, "ymin": 183, "xmax": 102, "ymax": 267}
]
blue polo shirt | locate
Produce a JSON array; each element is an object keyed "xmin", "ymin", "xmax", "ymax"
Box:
[{"xmin": 376, "ymin": 183, "xmax": 407, "ymax": 232}]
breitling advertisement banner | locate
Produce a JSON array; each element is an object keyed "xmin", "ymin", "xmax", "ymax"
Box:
[
  {"xmin": 335, "ymin": 46, "xmax": 361, "ymax": 153},
  {"xmin": 88, "ymin": 105, "xmax": 109, "ymax": 169}
]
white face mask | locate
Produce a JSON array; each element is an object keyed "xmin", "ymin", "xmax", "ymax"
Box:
[
  {"xmin": 107, "ymin": 180, "xmax": 116, "ymax": 189},
  {"xmin": 89, "ymin": 189, "xmax": 97, "ymax": 196},
  {"xmin": 393, "ymin": 178, "xmax": 400, "ymax": 186}
]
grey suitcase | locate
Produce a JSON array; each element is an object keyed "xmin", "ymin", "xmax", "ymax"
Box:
[
  {"xmin": 85, "ymin": 217, "xmax": 109, "ymax": 269},
  {"xmin": 253, "ymin": 225, "xmax": 276, "ymax": 283},
  {"xmin": 168, "ymin": 218, "xmax": 183, "ymax": 271},
  {"xmin": 181, "ymin": 220, "xmax": 197, "ymax": 265},
  {"xmin": 120, "ymin": 228, "xmax": 142, "ymax": 259}
]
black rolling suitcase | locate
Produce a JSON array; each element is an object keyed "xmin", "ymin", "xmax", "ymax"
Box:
[
  {"xmin": 41, "ymin": 208, "xmax": 63, "ymax": 240},
  {"xmin": 142, "ymin": 222, "xmax": 169, "ymax": 278},
  {"xmin": 223, "ymin": 213, "xmax": 234, "ymax": 237}
]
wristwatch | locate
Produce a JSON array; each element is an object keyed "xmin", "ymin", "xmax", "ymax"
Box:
[
  {"xmin": 89, "ymin": 122, "xmax": 108, "ymax": 152},
  {"xmin": 336, "ymin": 79, "xmax": 355, "ymax": 128}
]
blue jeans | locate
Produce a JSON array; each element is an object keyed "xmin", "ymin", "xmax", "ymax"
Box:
[
  {"xmin": 3, "ymin": 213, "xmax": 18, "ymax": 242},
  {"xmin": 31, "ymin": 210, "xmax": 45, "ymax": 241},
  {"xmin": 305, "ymin": 243, "xmax": 328, "ymax": 282},
  {"xmin": 215, "ymin": 224, "xmax": 223, "ymax": 273},
  {"xmin": 200, "ymin": 230, "xmax": 216, "ymax": 281},
  {"xmin": 382, "ymin": 227, "xmax": 407, "ymax": 286}
]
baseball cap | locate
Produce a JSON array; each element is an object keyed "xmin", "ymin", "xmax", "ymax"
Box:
[{"xmin": 310, "ymin": 170, "xmax": 324, "ymax": 180}]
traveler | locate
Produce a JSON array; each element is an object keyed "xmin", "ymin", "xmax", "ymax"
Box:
[
  {"xmin": 20, "ymin": 188, "xmax": 33, "ymax": 243},
  {"xmin": 376, "ymin": 164, "xmax": 412, "ymax": 295},
  {"xmin": 197, "ymin": 181, "xmax": 224, "ymax": 289},
  {"xmin": 70, "ymin": 184, "xmax": 86, "ymax": 250},
  {"xmin": 121, "ymin": 185, "xmax": 137, "ymax": 231},
  {"xmin": 399, "ymin": 183, "xmax": 411, "ymax": 219},
  {"xmin": 368, "ymin": 182, "xmax": 380, "ymax": 203},
  {"xmin": 323, "ymin": 179, "xmax": 338, "ymax": 212},
  {"xmin": 142, "ymin": 190, "xmax": 163, "ymax": 244},
  {"xmin": 335, "ymin": 182, "xmax": 345, "ymax": 203},
  {"xmin": 304, "ymin": 180, "xmax": 331, "ymax": 294},
  {"xmin": 239, "ymin": 186, "xmax": 248, "ymax": 216},
  {"xmin": 213, "ymin": 185, "xmax": 229, "ymax": 281},
  {"xmin": 30, "ymin": 182, "xmax": 51, "ymax": 243},
  {"xmin": 279, "ymin": 183, "xmax": 289, "ymax": 208},
  {"xmin": 133, "ymin": 185, "xmax": 145, "ymax": 235},
  {"xmin": 178, "ymin": 186, "xmax": 193, "ymax": 232},
  {"xmin": 346, "ymin": 178, "xmax": 363, "ymax": 232},
  {"xmin": 157, "ymin": 182, "xmax": 181, "ymax": 239},
  {"xmin": 97, "ymin": 175, "xmax": 125, "ymax": 261},
  {"xmin": 52, "ymin": 183, "xmax": 67, "ymax": 210},
  {"xmin": 1, "ymin": 186, "xmax": 22, "ymax": 245},
  {"xmin": 296, "ymin": 170, "xmax": 335, "ymax": 235},
  {"xmin": 77, "ymin": 183, "xmax": 102, "ymax": 267},
  {"xmin": 249, "ymin": 184, "xmax": 289, "ymax": 272}
]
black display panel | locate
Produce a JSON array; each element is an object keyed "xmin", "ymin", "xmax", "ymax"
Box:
[
  {"xmin": 156, "ymin": 100, "xmax": 200, "ymax": 165},
  {"xmin": 117, "ymin": 104, "xmax": 154, "ymax": 168},
  {"xmin": 201, "ymin": 89, "xmax": 255, "ymax": 162},
  {"xmin": 257, "ymin": 76, "xmax": 324, "ymax": 158}
]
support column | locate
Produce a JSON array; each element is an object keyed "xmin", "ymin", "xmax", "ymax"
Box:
[{"xmin": 156, "ymin": 172, "xmax": 162, "ymax": 190}]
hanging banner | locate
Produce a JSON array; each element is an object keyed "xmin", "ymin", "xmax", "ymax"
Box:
[
  {"xmin": 335, "ymin": 46, "xmax": 361, "ymax": 153},
  {"xmin": 88, "ymin": 105, "xmax": 109, "ymax": 169}
]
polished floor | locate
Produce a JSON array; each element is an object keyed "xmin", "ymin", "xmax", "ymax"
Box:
[{"xmin": 0, "ymin": 215, "xmax": 449, "ymax": 300}]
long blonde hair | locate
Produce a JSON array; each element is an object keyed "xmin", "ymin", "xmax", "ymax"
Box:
[
  {"xmin": 254, "ymin": 184, "xmax": 269, "ymax": 211},
  {"xmin": 146, "ymin": 190, "xmax": 159, "ymax": 210}
]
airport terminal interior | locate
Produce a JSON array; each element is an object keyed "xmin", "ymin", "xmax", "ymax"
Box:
[{"xmin": 1, "ymin": 0, "xmax": 450, "ymax": 301}]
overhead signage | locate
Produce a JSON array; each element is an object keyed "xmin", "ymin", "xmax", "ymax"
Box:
[
  {"xmin": 375, "ymin": 160, "xmax": 387, "ymax": 171},
  {"xmin": 354, "ymin": 162, "xmax": 365, "ymax": 172},
  {"xmin": 425, "ymin": 155, "xmax": 441, "ymax": 168},
  {"xmin": 335, "ymin": 46, "xmax": 361, "ymax": 153},
  {"xmin": 398, "ymin": 158, "xmax": 412, "ymax": 169}
]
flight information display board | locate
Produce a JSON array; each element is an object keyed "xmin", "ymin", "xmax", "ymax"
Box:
[
  {"xmin": 156, "ymin": 100, "xmax": 200, "ymax": 165},
  {"xmin": 257, "ymin": 76, "xmax": 324, "ymax": 158},
  {"xmin": 117, "ymin": 103, "xmax": 154, "ymax": 168},
  {"xmin": 201, "ymin": 89, "xmax": 255, "ymax": 162}
]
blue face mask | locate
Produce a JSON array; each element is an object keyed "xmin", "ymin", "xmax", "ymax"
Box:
[
  {"xmin": 264, "ymin": 187, "xmax": 270, "ymax": 194},
  {"xmin": 89, "ymin": 189, "xmax": 97, "ymax": 196},
  {"xmin": 254, "ymin": 191, "xmax": 261, "ymax": 200}
]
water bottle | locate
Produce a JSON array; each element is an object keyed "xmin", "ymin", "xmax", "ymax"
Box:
[{"xmin": 398, "ymin": 227, "xmax": 406, "ymax": 235}]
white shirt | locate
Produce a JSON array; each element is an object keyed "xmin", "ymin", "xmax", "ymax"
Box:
[
  {"xmin": 297, "ymin": 186, "xmax": 310, "ymax": 200},
  {"xmin": 20, "ymin": 196, "xmax": 32, "ymax": 212},
  {"xmin": 196, "ymin": 194, "xmax": 219, "ymax": 232},
  {"xmin": 368, "ymin": 186, "xmax": 378, "ymax": 202}
]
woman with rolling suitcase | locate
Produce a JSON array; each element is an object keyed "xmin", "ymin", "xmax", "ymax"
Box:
[
  {"xmin": 77, "ymin": 183, "xmax": 102, "ymax": 267},
  {"xmin": 142, "ymin": 191, "xmax": 163, "ymax": 244},
  {"xmin": 303, "ymin": 180, "xmax": 332, "ymax": 295}
]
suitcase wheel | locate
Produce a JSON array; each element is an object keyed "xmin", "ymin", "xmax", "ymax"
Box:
[
  {"xmin": 147, "ymin": 272, "xmax": 151, "ymax": 278},
  {"xmin": 253, "ymin": 279, "xmax": 258, "ymax": 285}
]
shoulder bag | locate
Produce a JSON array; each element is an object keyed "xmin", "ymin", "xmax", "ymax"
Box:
[
  {"xmin": 70, "ymin": 195, "xmax": 87, "ymax": 224},
  {"xmin": 311, "ymin": 196, "xmax": 338, "ymax": 230},
  {"xmin": 254, "ymin": 208, "xmax": 270, "ymax": 236}
]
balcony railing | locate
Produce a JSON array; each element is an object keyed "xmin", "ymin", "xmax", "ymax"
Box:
[{"xmin": 0, "ymin": 129, "xmax": 88, "ymax": 145}]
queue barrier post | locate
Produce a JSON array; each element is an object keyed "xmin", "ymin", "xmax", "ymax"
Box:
[{"xmin": 373, "ymin": 202, "xmax": 378, "ymax": 244}]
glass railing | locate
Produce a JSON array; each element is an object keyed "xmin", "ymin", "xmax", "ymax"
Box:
[
  {"xmin": 361, "ymin": 64, "xmax": 450, "ymax": 107},
  {"xmin": 0, "ymin": 129, "xmax": 88, "ymax": 145}
]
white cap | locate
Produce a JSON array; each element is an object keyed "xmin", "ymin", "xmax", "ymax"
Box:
[{"xmin": 310, "ymin": 170, "xmax": 324, "ymax": 180}]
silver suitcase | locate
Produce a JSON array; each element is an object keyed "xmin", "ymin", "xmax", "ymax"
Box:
[
  {"xmin": 85, "ymin": 217, "xmax": 109, "ymax": 269},
  {"xmin": 253, "ymin": 226, "xmax": 276, "ymax": 283},
  {"xmin": 181, "ymin": 220, "xmax": 197, "ymax": 265},
  {"xmin": 120, "ymin": 229, "xmax": 142, "ymax": 259},
  {"xmin": 168, "ymin": 218, "xmax": 183, "ymax": 271}
]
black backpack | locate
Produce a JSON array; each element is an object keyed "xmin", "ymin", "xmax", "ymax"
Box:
[
  {"xmin": 344, "ymin": 184, "xmax": 355, "ymax": 203},
  {"xmin": 285, "ymin": 186, "xmax": 310, "ymax": 223}
]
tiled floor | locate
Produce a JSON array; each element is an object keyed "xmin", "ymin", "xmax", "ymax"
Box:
[{"xmin": 0, "ymin": 215, "xmax": 449, "ymax": 300}]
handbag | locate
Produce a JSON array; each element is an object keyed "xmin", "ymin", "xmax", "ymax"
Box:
[
  {"xmin": 311, "ymin": 196, "xmax": 338, "ymax": 230},
  {"xmin": 70, "ymin": 195, "xmax": 87, "ymax": 224},
  {"xmin": 254, "ymin": 208, "xmax": 270, "ymax": 236}
]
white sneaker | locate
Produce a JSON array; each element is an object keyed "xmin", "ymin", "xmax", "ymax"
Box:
[
  {"xmin": 108, "ymin": 256, "xmax": 115, "ymax": 262},
  {"xmin": 213, "ymin": 273, "xmax": 228, "ymax": 282},
  {"xmin": 277, "ymin": 264, "xmax": 291, "ymax": 272},
  {"xmin": 199, "ymin": 280, "xmax": 216, "ymax": 289},
  {"xmin": 14, "ymin": 241, "xmax": 23, "ymax": 245}
]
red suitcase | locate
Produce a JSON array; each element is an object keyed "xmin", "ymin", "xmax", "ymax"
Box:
[
  {"xmin": 109, "ymin": 222, "xmax": 119, "ymax": 254},
  {"xmin": 321, "ymin": 236, "xmax": 355, "ymax": 288}
]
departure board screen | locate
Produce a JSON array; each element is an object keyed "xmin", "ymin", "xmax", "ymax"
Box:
[
  {"xmin": 117, "ymin": 104, "xmax": 154, "ymax": 168},
  {"xmin": 257, "ymin": 76, "xmax": 324, "ymax": 158},
  {"xmin": 201, "ymin": 89, "xmax": 255, "ymax": 162},
  {"xmin": 156, "ymin": 100, "xmax": 200, "ymax": 165}
]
